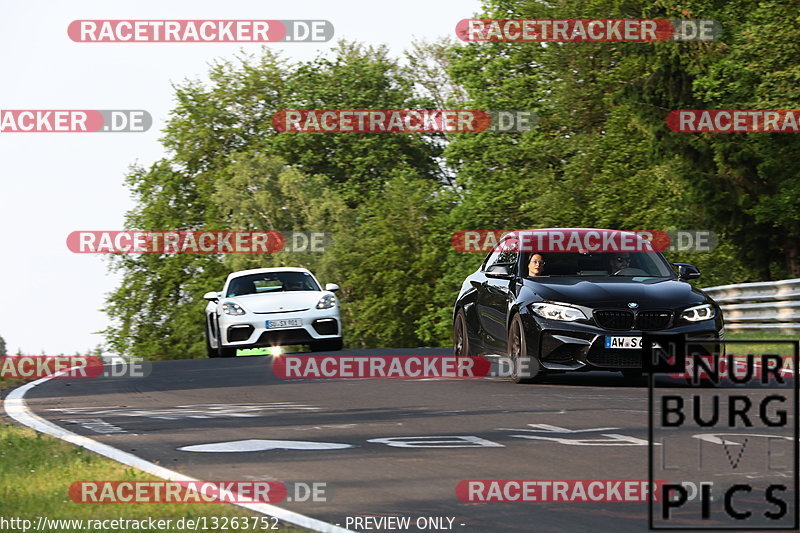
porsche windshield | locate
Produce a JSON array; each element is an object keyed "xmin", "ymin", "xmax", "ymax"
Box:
[
  {"xmin": 226, "ymin": 272, "xmax": 321, "ymax": 297},
  {"xmin": 523, "ymin": 251, "xmax": 674, "ymax": 278}
]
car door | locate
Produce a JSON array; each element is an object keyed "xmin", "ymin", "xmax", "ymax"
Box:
[{"xmin": 476, "ymin": 239, "xmax": 519, "ymax": 353}]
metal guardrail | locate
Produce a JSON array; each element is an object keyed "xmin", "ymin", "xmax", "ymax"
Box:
[{"xmin": 703, "ymin": 278, "xmax": 800, "ymax": 333}]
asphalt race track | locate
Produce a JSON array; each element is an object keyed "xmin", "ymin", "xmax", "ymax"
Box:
[{"xmin": 13, "ymin": 349, "xmax": 798, "ymax": 532}]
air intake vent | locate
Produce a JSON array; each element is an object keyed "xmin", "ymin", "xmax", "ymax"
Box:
[
  {"xmin": 587, "ymin": 351, "xmax": 642, "ymax": 368},
  {"xmin": 227, "ymin": 325, "xmax": 254, "ymax": 342},
  {"xmin": 312, "ymin": 319, "xmax": 338, "ymax": 336}
]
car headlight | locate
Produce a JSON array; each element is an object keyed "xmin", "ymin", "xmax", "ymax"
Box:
[
  {"xmin": 316, "ymin": 294, "xmax": 336, "ymax": 310},
  {"xmin": 221, "ymin": 302, "xmax": 245, "ymax": 315},
  {"xmin": 680, "ymin": 303, "xmax": 716, "ymax": 322},
  {"xmin": 530, "ymin": 302, "xmax": 587, "ymax": 321}
]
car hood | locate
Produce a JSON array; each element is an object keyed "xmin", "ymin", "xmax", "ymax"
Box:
[
  {"xmin": 228, "ymin": 291, "xmax": 326, "ymax": 313},
  {"xmin": 526, "ymin": 277, "xmax": 710, "ymax": 309}
]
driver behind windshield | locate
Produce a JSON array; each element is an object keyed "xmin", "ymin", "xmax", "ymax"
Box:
[
  {"xmin": 286, "ymin": 279, "xmax": 304, "ymax": 291},
  {"xmin": 528, "ymin": 253, "xmax": 545, "ymax": 276},
  {"xmin": 607, "ymin": 253, "xmax": 631, "ymax": 274}
]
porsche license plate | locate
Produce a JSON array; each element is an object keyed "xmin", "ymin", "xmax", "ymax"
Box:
[
  {"xmin": 605, "ymin": 336, "xmax": 642, "ymax": 349},
  {"xmin": 265, "ymin": 318, "xmax": 302, "ymax": 329}
]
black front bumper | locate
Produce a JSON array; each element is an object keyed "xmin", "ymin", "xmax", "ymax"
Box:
[{"xmin": 521, "ymin": 311, "xmax": 723, "ymax": 371}]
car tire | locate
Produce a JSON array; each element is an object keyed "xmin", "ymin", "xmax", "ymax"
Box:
[
  {"xmin": 215, "ymin": 318, "xmax": 238, "ymax": 357},
  {"xmin": 453, "ymin": 309, "xmax": 470, "ymax": 358},
  {"xmin": 206, "ymin": 324, "xmax": 219, "ymax": 357},
  {"xmin": 508, "ymin": 314, "xmax": 542, "ymax": 384},
  {"xmin": 205, "ymin": 323, "xmax": 218, "ymax": 358},
  {"xmin": 310, "ymin": 338, "xmax": 343, "ymax": 352},
  {"xmin": 217, "ymin": 345, "xmax": 238, "ymax": 358}
]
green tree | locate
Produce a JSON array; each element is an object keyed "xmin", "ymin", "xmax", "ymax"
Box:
[
  {"xmin": 103, "ymin": 50, "xmax": 292, "ymax": 359},
  {"xmin": 445, "ymin": 0, "xmax": 800, "ymax": 287},
  {"xmin": 0, "ymin": 335, "xmax": 6, "ymax": 356},
  {"xmin": 105, "ymin": 43, "xmax": 443, "ymax": 359},
  {"xmin": 211, "ymin": 153, "xmax": 352, "ymax": 275},
  {"xmin": 323, "ymin": 172, "xmax": 447, "ymax": 348},
  {"xmin": 666, "ymin": 0, "xmax": 800, "ymax": 279},
  {"xmin": 270, "ymin": 41, "xmax": 446, "ymax": 203},
  {"xmin": 105, "ymin": 1, "xmax": 800, "ymax": 358}
]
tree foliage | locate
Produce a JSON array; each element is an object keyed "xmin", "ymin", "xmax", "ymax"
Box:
[
  {"xmin": 106, "ymin": 1, "xmax": 800, "ymax": 358},
  {"xmin": 104, "ymin": 43, "xmax": 444, "ymax": 359}
]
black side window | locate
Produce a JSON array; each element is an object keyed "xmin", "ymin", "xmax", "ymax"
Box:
[{"xmin": 483, "ymin": 239, "xmax": 518, "ymax": 273}]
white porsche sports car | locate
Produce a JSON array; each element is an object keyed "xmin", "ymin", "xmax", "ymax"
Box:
[{"xmin": 204, "ymin": 267, "xmax": 342, "ymax": 357}]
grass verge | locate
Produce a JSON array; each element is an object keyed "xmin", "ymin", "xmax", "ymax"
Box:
[
  {"xmin": 723, "ymin": 331, "xmax": 799, "ymax": 363},
  {"xmin": 236, "ymin": 346, "xmax": 307, "ymax": 356},
  {"xmin": 0, "ymin": 379, "xmax": 307, "ymax": 533}
]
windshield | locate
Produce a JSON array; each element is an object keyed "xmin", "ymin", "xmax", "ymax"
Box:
[
  {"xmin": 226, "ymin": 271, "xmax": 321, "ymax": 297},
  {"xmin": 522, "ymin": 251, "xmax": 674, "ymax": 278}
]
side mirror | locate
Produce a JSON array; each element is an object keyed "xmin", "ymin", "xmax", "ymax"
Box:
[
  {"xmin": 485, "ymin": 264, "xmax": 513, "ymax": 279},
  {"xmin": 203, "ymin": 291, "xmax": 220, "ymax": 302},
  {"xmin": 325, "ymin": 283, "xmax": 340, "ymax": 292},
  {"xmin": 673, "ymin": 263, "xmax": 701, "ymax": 281}
]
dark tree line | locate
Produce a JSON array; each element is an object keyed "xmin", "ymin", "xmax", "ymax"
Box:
[{"xmin": 104, "ymin": 1, "xmax": 800, "ymax": 359}]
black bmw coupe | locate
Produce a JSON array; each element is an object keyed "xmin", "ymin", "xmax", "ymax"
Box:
[{"xmin": 452, "ymin": 229, "xmax": 724, "ymax": 383}]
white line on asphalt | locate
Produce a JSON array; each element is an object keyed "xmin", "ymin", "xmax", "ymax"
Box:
[
  {"xmin": 179, "ymin": 439, "xmax": 356, "ymax": 452},
  {"xmin": 3, "ymin": 373, "xmax": 355, "ymax": 533}
]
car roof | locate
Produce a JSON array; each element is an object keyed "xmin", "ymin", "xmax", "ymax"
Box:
[{"xmin": 226, "ymin": 267, "xmax": 312, "ymax": 281}]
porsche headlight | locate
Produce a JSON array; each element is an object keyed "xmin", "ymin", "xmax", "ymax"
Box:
[
  {"xmin": 316, "ymin": 294, "xmax": 336, "ymax": 310},
  {"xmin": 222, "ymin": 302, "xmax": 245, "ymax": 315},
  {"xmin": 530, "ymin": 302, "xmax": 586, "ymax": 322},
  {"xmin": 680, "ymin": 303, "xmax": 716, "ymax": 322}
]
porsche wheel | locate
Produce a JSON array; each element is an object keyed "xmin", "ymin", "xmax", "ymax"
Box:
[
  {"xmin": 205, "ymin": 323, "xmax": 218, "ymax": 358},
  {"xmin": 217, "ymin": 345, "xmax": 238, "ymax": 358}
]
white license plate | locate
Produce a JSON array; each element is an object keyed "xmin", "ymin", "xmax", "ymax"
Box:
[
  {"xmin": 265, "ymin": 318, "xmax": 302, "ymax": 329},
  {"xmin": 605, "ymin": 336, "xmax": 642, "ymax": 349}
]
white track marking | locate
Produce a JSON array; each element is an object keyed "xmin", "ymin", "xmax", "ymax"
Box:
[
  {"xmin": 47, "ymin": 402, "xmax": 321, "ymax": 420},
  {"xmin": 179, "ymin": 439, "xmax": 356, "ymax": 452},
  {"xmin": 3, "ymin": 374, "xmax": 354, "ymax": 533}
]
